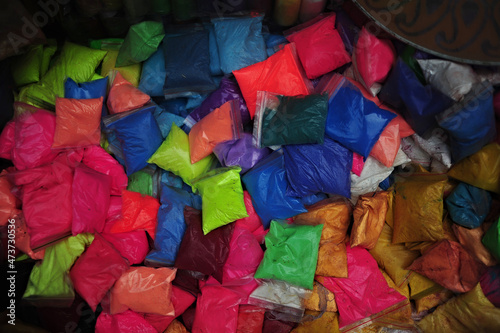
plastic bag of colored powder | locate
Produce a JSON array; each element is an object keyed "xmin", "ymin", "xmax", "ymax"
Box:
[
  {"xmin": 23, "ymin": 233, "xmax": 94, "ymax": 303},
  {"xmin": 350, "ymin": 191, "xmax": 389, "ymax": 249},
  {"xmin": 52, "ymin": 97, "xmax": 103, "ymax": 148},
  {"xmin": 294, "ymin": 197, "xmax": 352, "ymax": 278},
  {"xmin": 453, "ymin": 224, "xmax": 498, "ymax": 267},
  {"xmin": 102, "ymin": 230, "xmax": 149, "ymax": 265},
  {"xmin": 236, "ymin": 305, "xmax": 265, "ymax": 333},
  {"xmin": 191, "ymin": 284, "xmax": 241, "ymax": 333},
  {"xmin": 242, "ymin": 152, "xmax": 307, "ymax": 229},
  {"xmin": 448, "ymin": 143, "xmax": 500, "ymax": 194},
  {"xmin": 153, "ymin": 105, "xmax": 185, "ymax": 139},
  {"xmin": 320, "ymin": 74, "xmax": 396, "ymax": 157},
  {"xmin": 0, "ymin": 170, "xmax": 20, "ymax": 226},
  {"xmin": 72, "ymin": 164, "xmax": 111, "ymax": 235},
  {"xmin": 233, "ymin": 43, "xmax": 312, "ymax": 118},
  {"xmin": 127, "ymin": 170, "xmax": 153, "ymax": 196},
  {"xmin": 64, "ymin": 77, "xmax": 108, "ymax": 115},
  {"xmin": 350, "ymin": 156, "xmax": 394, "ymax": 201},
  {"xmin": 189, "ymin": 99, "xmax": 243, "ymax": 164},
  {"xmin": 100, "ymin": 49, "xmax": 142, "ymax": 88},
  {"xmin": 11, "ymin": 158, "xmax": 74, "ymax": 249},
  {"xmin": 163, "ymin": 30, "xmax": 215, "ymax": 99},
  {"xmin": 483, "ymin": 217, "xmax": 500, "ymax": 261},
  {"xmin": 234, "ymin": 191, "xmax": 267, "ymax": 244},
  {"xmin": 138, "ymin": 46, "xmax": 166, "ymax": 97},
  {"xmin": 412, "ymin": 131, "xmax": 453, "ymax": 170},
  {"xmin": 436, "ymin": 82, "xmax": 496, "ymax": 162},
  {"xmin": 213, "ymin": 133, "xmax": 272, "ymax": 174},
  {"xmin": 417, "ymin": 284, "xmax": 500, "ymax": 333},
  {"xmin": 253, "ymin": 92, "xmax": 328, "ymax": 147},
  {"xmin": 369, "ymin": 121, "xmax": 400, "ymax": 167},
  {"xmin": 148, "ymin": 123, "xmax": 215, "ymax": 186},
  {"xmin": 353, "ymin": 26, "xmax": 395, "ymax": 95},
  {"xmin": 379, "ymin": 58, "xmax": 454, "ymax": 135},
  {"xmin": 184, "ymin": 77, "xmax": 250, "ymax": 128},
  {"xmin": 207, "ymin": 24, "xmax": 222, "ymax": 76},
  {"xmin": 13, "ymin": 214, "xmax": 45, "ymax": 260},
  {"xmin": 480, "ymin": 265, "xmax": 500, "ymax": 307},
  {"xmin": 212, "ymin": 15, "xmax": 267, "ymax": 75},
  {"xmin": 110, "ymin": 267, "xmax": 176, "ymax": 315},
  {"xmin": 254, "ymin": 220, "xmax": 322, "ymax": 289},
  {"xmin": 107, "ymin": 71, "xmax": 151, "ymax": 114},
  {"xmin": 283, "ymin": 137, "xmax": 352, "ymax": 197},
  {"xmin": 303, "ymin": 281, "xmax": 337, "ymax": 312},
  {"xmin": 116, "ymin": 21, "xmax": 165, "ymax": 67},
  {"xmin": 174, "ymin": 206, "xmax": 233, "ymax": 283},
  {"xmin": 12, "ymin": 104, "xmax": 59, "ymax": 170},
  {"xmin": 407, "ymin": 239, "xmax": 485, "ymax": 293},
  {"xmin": 0, "ymin": 120, "xmax": 14, "ymax": 160},
  {"xmin": 82, "ymin": 145, "xmax": 128, "ymax": 195},
  {"xmin": 191, "ymin": 166, "xmax": 248, "ymax": 234},
  {"xmin": 104, "ymin": 105, "xmax": 163, "ymax": 175},
  {"xmin": 318, "ymin": 244, "xmax": 408, "ymax": 330},
  {"xmin": 146, "ymin": 184, "xmax": 198, "ymax": 266},
  {"xmin": 11, "ymin": 44, "xmax": 43, "ymax": 87},
  {"xmin": 393, "ymin": 173, "xmax": 447, "ymax": 243},
  {"xmin": 285, "ymin": 13, "xmax": 350, "ymax": 79},
  {"xmin": 96, "ymin": 310, "xmax": 157, "ymax": 333},
  {"xmin": 110, "ymin": 190, "xmax": 159, "ymax": 239},
  {"xmin": 69, "ymin": 234, "xmax": 129, "ymax": 311},
  {"xmin": 446, "ymin": 182, "xmax": 492, "ymax": 229}
]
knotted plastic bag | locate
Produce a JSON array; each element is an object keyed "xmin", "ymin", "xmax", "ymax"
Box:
[
  {"xmin": 116, "ymin": 21, "xmax": 165, "ymax": 67},
  {"xmin": 233, "ymin": 43, "xmax": 312, "ymax": 118},
  {"xmin": 138, "ymin": 46, "xmax": 166, "ymax": 96},
  {"xmin": 446, "ymin": 182, "xmax": 492, "ymax": 229},
  {"xmin": 283, "ymin": 137, "xmax": 352, "ymax": 198},
  {"xmin": 350, "ymin": 191, "xmax": 389, "ymax": 249},
  {"xmin": 82, "ymin": 145, "xmax": 128, "ymax": 195},
  {"xmin": 189, "ymin": 100, "xmax": 243, "ymax": 164},
  {"xmin": 174, "ymin": 206, "xmax": 233, "ymax": 283},
  {"xmin": 254, "ymin": 220, "xmax": 323, "ymax": 289},
  {"xmin": 294, "ymin": 197, "xmax": 352, "ymax": 277},
  {"xmin": 212, "ymin": 15, "xmax": 267, "ymax": 74},
  {"xmin": 242, "ymin": 152, "xmax": 307, "ymax": 229},
  {"xmin": 253, "ymin": 92, "xmax": 328, "ymax": 147},
  {"xmin": 64, "ymin": 77, "xmax": 108, "ymax": 116},
  {"xmin": 69, "ymin": 234, "xmax": 129, "ymax": 311},
  {"xmin": 482, "ymin": 217, "xmax": 500, "ymax": 261},
  {"xmin": 72, "ymin": 164, "xmax": 111, "ymax": 235},
  {"xmin": 148, "ymin": 124, "xmax": 215, "ymax": 186},
  {"xmin": 102, "ymin": 230, "xmax": 149, "ymax": 265},
  {"xmin": 110, "ymin": 267, "xmax": 177, "ymax": 315},
  {"xmin": 107, "ymin": 71, "xmax": 151, "ymax": 114},
  {"xmin": 96, "ymin": 310, "xmax": 156, "ymax": 333}
]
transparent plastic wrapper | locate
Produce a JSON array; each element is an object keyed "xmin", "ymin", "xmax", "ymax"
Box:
[
  {"xmin": 69, "ymin": 234, "xmax": 129, "ymax": 311},
  {"xmin": 213, "ymin": 133, "xmax": 272, "ymax": 174},
  {"xmin": 104, "ymin": 104, "xmax": 163, "ymax": 175},
  {"xmin": 436, "ymin": 82, "xmax": 496, "ymax": 163},
  {"xmin": 369, "ymin": 224, "xmax": 420, "ymax": 288},
  {"xmin": 350, "ymin": 191, "xmax": 389, "ymax": 249},
  {"xmin": 303, "ymin": 281, "xmax": 337, "ymax": 312},
  {"xmin": 64, "ymin": 77, "xmax": 108, "ymax": 116},
  {"xmin": 23, "ymin": 233, "xmax": 94, "ymax": 305},
  {"xmin": 11, "ymin": 44, "xmax": 43, "ymax": 87},
  {"xmin": 174, "ymin": 206, "xmax": 233, "ymax": 283},
  {"xmin": 317, "ymin": 244, "xmax": 410, "ymax": 332},
  {"xmin": 411, "ymin": 131, "xmax": 452, "ymax": 169},
  {"xmin": 138, "ymin": 46, "xmax": 166, "ymax": 96},
  {"xmin": 107, "ymin": 71, "xmax": 151, "ymax": 114},
  {"xmin": 96, "ymin": 310, "xmax": 156, "ymax": 333},
  {"xmin": 146, "ymin": 184, "xmax": 198, "ymax": 266},
  {"xmin": 369, "ymin": 122, "xmax": 400, "ymax": 168},
  {"xmin": 163, "ymin": 30, "xmax": 215, "ymax": 99},
  {"xmin": 185, "ymin": 77, "xmax": 250, "ymax": 128},
  {"xmin": 52, "ymin": 97, "xmax": 103, "ymax": 148},
  {"xmin": 242, "ymin": 152, "xmax": 307, "ymax": 229},
  {"xmin": 0, "ymin": 120, "xmax": 14, "ymax": 159},
  {"xmin": 253, "ymin": 92, "xmax": 328, "ymax": 147},
  {"xmin": 82, "ymin": 145, "xmax": 128, "ymax": 195},
  {"xmin": 212, "ymin": 15, "xmax": 267, "ymax": 74},
  {"xmin": 447, "ymin": 143, "xmax": 500, "ymax": 194},
  {"xmin": 320, "ymin": 74, "xmax": 396, "ymax": 157},
  {"xmin": 109, "ymin": 190, "xmax": 159, "ymax": 239},
  {"xmin": 72, "ymin": 164, "xmax": 111, "ymax": 235},
  {"xmin": 254, "ymin": 220, "xmax": 323, "ymax": 289},
  {"xmin": 285, "ymin": 13, "xmax": 350, "ymax": 79},
  {"xmin": 189, "ymin": 100, "xmax": 243, "ymax": 164},
  {"xmin": 283, "ymin": 137, "xmax": 352, "ymax": 198},
  {"xmin": 115, "ymin": 21, "xmax": 165, "ymax": 67},
  {"xmin": 102, "ymin": 230, "xmax": 149, "ymax": 265},
  {"xmin": 417, "ymin": 284, "xmax": 500, "ymax": 333},
  {"xmin": 234, "ymin": 191, "xmax": 267, "ymax": 244},
  {"xmin": 482, "ymin": 217, "xmax": 500, "ymax": 261},
  {"xmin": 453, "ymin": 223, "xmax": 498, "ymax": 267},
  {"xmin": 294, "ymin": 197, "xmax": 352, "ymax": 278},
  {"xmin": 417, "ymin": 59, "xmax": 478, "ymax": 101},
  {"xmin": 110, "ymin": 267, "xmax": 177, "ymax": 315},
  {"xmin": 353, "ymin": 27, "xmax": 395, "ymax": 96},
  {"xmin": 393, "ymin": 173, "xmax": 447, "ymax": 243},
  {"xmin": 0, "ymin": 170, "xmax": 20, "ymax": 226},
  {"xmin": 147, "ymin": 123, "xmax": 216, "ymax": 186},
  {"xmin": 379, "ymin": 58, "xmax": 454, "ymax": 135},
  {"xmin": 249, "ymin": 279, "xmax": 311, "ymax": 323},
  {"xmin": 479, "ymin": 265, "xmax": 500, "ymax": 307},
  {"xmin": 446, "ymin": 182, "xmax": 492, "ymax": 228},
  {"xmin": 233, "ymin": 43, "xmax": 312, "ymax": 118}
]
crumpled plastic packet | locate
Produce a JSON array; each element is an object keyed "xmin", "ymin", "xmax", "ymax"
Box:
[{"xmin": 350, "ymin": 191, "xmax": 389, "ymax": 249}]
